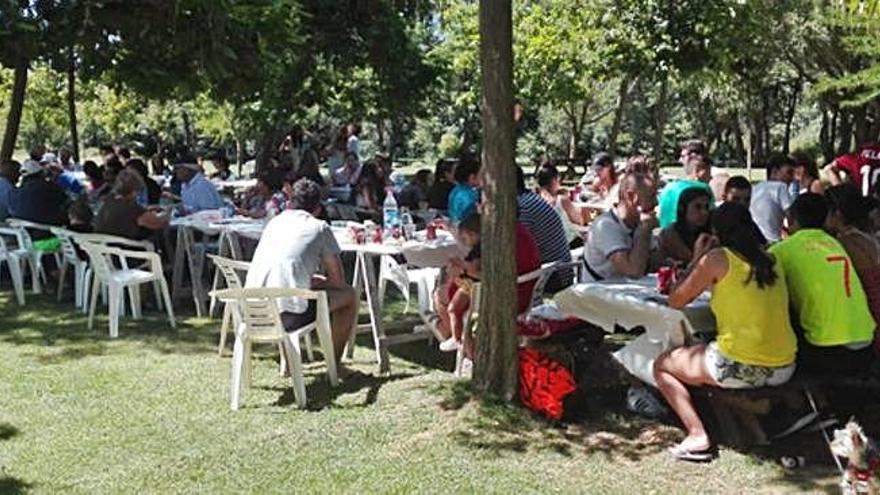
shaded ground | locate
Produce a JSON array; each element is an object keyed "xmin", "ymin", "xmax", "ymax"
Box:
[{"xmin": 0, "ymin": 287, "xmax": 852, "ymax": 493}]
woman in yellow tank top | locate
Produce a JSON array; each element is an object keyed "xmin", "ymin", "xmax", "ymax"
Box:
[{"xmin": 655, "ymin": 202, "xmax": 798, "ymax": 461}]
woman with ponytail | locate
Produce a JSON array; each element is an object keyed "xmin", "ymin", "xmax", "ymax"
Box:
[{"xmin": 654, "ymin": 202, "xmax": 798, "ymax": 461}]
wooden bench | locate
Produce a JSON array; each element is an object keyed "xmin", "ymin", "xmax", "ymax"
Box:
[{"xmin": 692, "ymin": 374, "xmax": 880, "ymax": 448}]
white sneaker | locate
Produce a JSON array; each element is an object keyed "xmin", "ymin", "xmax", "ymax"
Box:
[{"xmin": 439, "ymin": 338, "xmax": 461, "ymax": 352}]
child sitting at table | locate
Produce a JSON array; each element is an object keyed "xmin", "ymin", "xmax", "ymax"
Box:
[
  {"xmin": 438, "ymin": 212, "xmax": 482, "ymax": 352},
  {"xmin": 435, "ymin": 212, "xmax": 542, "ymax": 354}
]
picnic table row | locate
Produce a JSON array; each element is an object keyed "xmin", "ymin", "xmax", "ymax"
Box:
[{"xmin": 169, "ymin": 213, "xmax": 462, "ymax": 373}]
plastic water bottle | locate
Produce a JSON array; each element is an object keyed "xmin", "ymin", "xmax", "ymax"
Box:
[
  {"xmin": 400, "ymin": 207, "xmax": 416, "ymax": 240},
  {"xmin": 383, "ymin": 187, "xmax": 400, "ymax": 232}
]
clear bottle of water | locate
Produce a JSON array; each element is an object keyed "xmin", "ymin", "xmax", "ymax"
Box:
[
  {"xmin": 383, "ymin": 187, "xmax": 400, "ymax": 233},
  {"xmin": 400, "ymin": 207, "xmax": 416, "ymax": 240}
]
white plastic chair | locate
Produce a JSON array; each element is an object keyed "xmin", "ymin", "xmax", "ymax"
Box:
[
  {"xmin": 208, "ymin": 254, "xmax": 317, "ymax": 362},
  {"xmin": 80, "ymin": 241, "xmax": 176, "ymax": 338},
  {"xmin": 51, "ymin": 227, "xmax": 90, "ymax": 309},
  {"xmin": 6, "ymin": 219, "xmax": 61, "ymax": 293},
  {"xmin": 210, "ymin": 287, "xmax": 339, "ymax": 410},
  {"xmin": 0, "ymin": 227, "xmax": 26, "ymax": 305},
  {"xmin": 73, "ymin": 232, "xmax": 159, "ymax": 315}
]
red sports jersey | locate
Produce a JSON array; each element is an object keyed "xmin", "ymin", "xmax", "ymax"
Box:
[{"xmin": 834, "ymin": 144, "xmax": 880, "ymax": 195}]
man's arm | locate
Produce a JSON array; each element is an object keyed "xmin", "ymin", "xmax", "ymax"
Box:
[
  {"xmin": 607, "ymin": 222, "xmax": 653, "ymax": 278},
  {"xmin": 321, "ymin": 253, "xmax": 347, "ymax": 289}
]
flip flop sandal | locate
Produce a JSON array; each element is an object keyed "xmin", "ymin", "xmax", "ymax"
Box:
[{"xmin": 668, "ymin": 445, "xmax": 713, "ymax": 462}]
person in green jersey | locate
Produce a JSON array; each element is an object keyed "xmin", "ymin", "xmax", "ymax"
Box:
[
  {"xmin": 770, "ymin": 193, "xmax": 876, "ymax": 375},
  {"xmin": 657, "ymin": 154, "xmax": 713, "ymax": 229}
]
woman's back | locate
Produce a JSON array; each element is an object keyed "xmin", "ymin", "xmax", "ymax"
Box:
[{"xmin": 710, "ymin": 248, "xmax": 797, "ymax": 367}]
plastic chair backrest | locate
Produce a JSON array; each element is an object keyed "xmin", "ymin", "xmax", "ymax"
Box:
[
  {"xmin": 50, "ymin": 227, "xmax": 81, "ymax": 264},
  {"xmin": 208, "ymin": 255, "xmax": 250, "ymax": 290},
  {"xmin": 79, "ymin": 241, "xmax": 114, "ymax": 281},
  {"xmin": 73, "ymin": 232, "xmax": 155, "ymax": 252}
]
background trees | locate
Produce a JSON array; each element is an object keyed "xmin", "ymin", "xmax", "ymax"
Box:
[{"xmin": 2, "ymin": 0, "xmax": 880, "ymax": 169}]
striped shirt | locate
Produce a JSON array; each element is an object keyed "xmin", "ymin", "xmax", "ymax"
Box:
[{"xmin": 517, "ymin": 191, "xmax": 573, "ymax": 292}]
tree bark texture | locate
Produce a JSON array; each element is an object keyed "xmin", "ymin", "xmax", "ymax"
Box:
[
  {"xmin": 67, "ymin": 49, "xmax": 80, "ymax": 163},
  {"xmin": 475, "ymin": 0, "xmax": 518, "ymax": 401},
  {"xmin": 1, "ymin": 59, "xmax": 28, "ymax": 164}
]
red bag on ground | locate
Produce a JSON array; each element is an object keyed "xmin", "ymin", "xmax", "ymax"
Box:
[
  {"xmin": 518, "ymin": 348, "xmax": 577, "ymax": 421},
  {"xmin": 516, "ymin": 315, "xmax": 583, "ymax": 339}
]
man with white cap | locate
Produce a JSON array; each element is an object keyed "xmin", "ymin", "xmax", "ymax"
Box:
[
  {"xmin": 42, "ymin": 152, "xmax": 83, "ymax": 197},
  {"xmin": 8, "ymin": 159, "xmax": 68, "ymax": 234},
  {"xmin": 170, "ymin": 161, "xmax": 224, "ymax": 213}
]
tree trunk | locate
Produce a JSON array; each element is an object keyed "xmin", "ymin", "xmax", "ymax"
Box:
[
  {"xmin": 376, "ymin": 119, "xmax": 386, "ymax": 153},
  {"xmin": 181, "ymin": 110, "xmax": 194, "ymax": 150},
  {"xmin": 1, "ymin": 59, "xmax": 28, "ymax": 164},
  {"xmin": 67, "ymin": 49, "xmax": 80, "ymax": 163},
  {"xmin": 853, "ymin": 105, "xmax": 869, "ymax": 148},
  {"xmin": 837, "ymin": 111, "xmax": 853, "ymax": 156},
  {"xmin": 652, "ymin": 77, "xmax": 669, "ymax": 162},
  {"xmin": 475, "ymin": 0, "xmax": 518, "ymax": 401},
  {"xmin": 782, "ymin": 79, "xmax": 801, "ymax": 155},
  {"xmin": 564, "ymin": 106, "xmax": 579, "ymax": 160},
  {"xmin": 607, "ymin": 77, "xmax": 632, "ymax": 157},
  {"xmin": 235, "ymin": 137, "xmax": 244, "ymax": 176}
]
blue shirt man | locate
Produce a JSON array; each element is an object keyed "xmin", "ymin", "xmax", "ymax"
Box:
[{"xmin": 176, "ymin": 164, "xmax": 225, "ymax": 213}]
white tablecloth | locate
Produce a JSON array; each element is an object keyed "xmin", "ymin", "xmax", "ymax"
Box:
[{"xmin": 553, "ymin": 276, "xmax": 715, "ymax": 386}]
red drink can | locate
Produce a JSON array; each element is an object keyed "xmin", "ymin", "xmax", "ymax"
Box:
[
  {"xmin": 426, "ymin": 223, "xmax": 437, "ymax": 240},
  {"xmin": 372, "ymin": 227, "xmax": 383, "ymax": 244},
  {"xmin": 392, "ymin": 225, "xmax": 401, "ymax": 240},
  {"xmin": 657, "ymin": 266, "xmax": 675, "ymax": 295},
  {"xmin": 353, "ymin": 227, "xmax": 366, "ymax": 245}
]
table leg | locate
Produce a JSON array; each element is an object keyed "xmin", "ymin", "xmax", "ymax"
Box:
[
  {"xmin": 359, "ymin": 252, "xmax": 389, "ymax": 373},
  {"xmin": 344, "ymin": 252, "xmax": 363, "ymax": 360},
  {"xmin": 171, "ymin": 227, "xmax": 186, "ymax": 303}
]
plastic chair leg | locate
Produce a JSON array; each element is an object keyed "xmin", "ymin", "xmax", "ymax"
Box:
[
  {"xmin": 218, "ymin": 304, "xmax": 231, "ymax": 356},
  {"xmin": 108, "ymin": 284, "xmax": 121, "ymax": 338},
  {"xmin": 73, "ymin": 264, "xmax": 85, "ymax": 308},
  {"xmin": 230, "ymin": 336, "xmax": 245, "ymax": 410},
  {"xmin": 81, "ymin": 269, "xmax": 93, "ymax": 314},
  {"xmin": 284, "ymin": 335, "xmax": 308, "ymax": 409},
  {"xmin": 159, "ymin": 279, "xmax": 176, "ymax": 329},
  {"xmin": 303, "ymin": 333, "xmax": 315, "ymax": 362},
  {"xmin": 317, "ymin": 324, "xmax": 339, "ymax": 387},
  {"xmin": 87, "ymin": 277, "xmax": 101, "ymax": 330},
  {"xmin": 8, "ymin": 256, "xmax": 25, "ymax": 306},
  {"xmin": 128, "ymin": 286, "xmax": 142, "ymax": 320},
  {"xmin": 56, "ymin": 261, "xmax": 68, "ymax": 301}
]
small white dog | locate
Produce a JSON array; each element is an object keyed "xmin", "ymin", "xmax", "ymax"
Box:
[{"xmin": 830, "ymin": 421, "xmax": 880, "ymax": 495}]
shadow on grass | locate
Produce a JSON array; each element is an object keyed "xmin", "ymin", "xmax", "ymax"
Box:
[
  {"xmin": 0, "ymin": 477, "xmax": 31, "ymax": 494},
  {"xmin": 427, "ymin": 380, "xmax": 686, "ymax": 461},
  {"xmin": 0, "ymin": 423, "xmax": 19, "ymax": 440},
  {"xmin": 269, "ymin": 371, "xmax": 417, "ymax": 411}
]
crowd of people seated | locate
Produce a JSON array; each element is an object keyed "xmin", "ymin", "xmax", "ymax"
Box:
[{"xmin": 5, "ymin": 126, "xmax": 880, "ymax": 463}]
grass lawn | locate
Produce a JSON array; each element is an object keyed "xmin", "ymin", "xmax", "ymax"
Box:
[{"xmin": 0, "ymin": 288, "xmax": 846, "ymax": 494}]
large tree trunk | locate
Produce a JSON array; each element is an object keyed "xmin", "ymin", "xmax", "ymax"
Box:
[
  {"xmin": 67, "ymin": 49, "xmax": 80, "ymax": 163},
  {"xmin": 652, "ymin": 77, "xmax": 668, "ymax": 162},
  {"xmin": 1, "ymin": 59, "xmax": 28, "ymax": 164},
  {"xmin": 564, "ymin": 106, "xmax": 579, "ymax": 160},
  {"xmin": 475, "ymin": 0, "xmax": 518, "ymax": 400}
]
